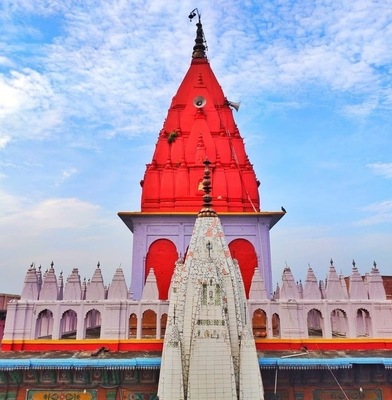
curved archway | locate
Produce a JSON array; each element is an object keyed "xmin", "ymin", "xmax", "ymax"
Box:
[
  {"xmin": 145, "ymin": 239, "xmax": 178, "ymax": 300},
  {"xmin": 85, "ymin": 309, "xmax": 101, "ymax": 339},
  {"xmin": 307, "ymin": 308, "xmax": 323, "ymax": 337},
  {"xmin": 36, "ymin": 309, "xmax": 53, "ymax": 339},
  {"xmin": 331, "ymin": 308, "xmax": 348, "ymax": 338},
  {"xmin": 142, "ymin": 309, "xmax": 157, "ymax": 338},
  {"xmin": 228, "ymin": 239, "xmax": 257, "ymax": 298},
  {"xmin": 252, "ymin": 309, "xmax": 267, "ymax": 338},
  {"xmin": 129, "ymin": 313, "xmax": 137, "ymax": 338},
  {"xmin": 356, "ymin": 308, "xmax": 371, "ymax": 337},
  {"xmin": 161, "ymin": 313, "xmax": 168, "ymax": 338},
  {"xmin": 60, "ymin": 309, "xmax": 77, "ymax": 339},
  {"xmin": 272, "ymin": 313, "xmax": 280, "ymax": 338}
]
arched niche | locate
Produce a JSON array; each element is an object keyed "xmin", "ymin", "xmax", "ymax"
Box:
[
  {"xmin": 35, "ymin": 309, "xmax": 53, "ymax": 339},
  {"xmin": 161, "ymin": 313, "xmax": 168, "ymax": 338},
  {"xmin": 145, "ymin": 239, "xmax": 178, "ymax": 300},
  {"xmin": 142, "ymin": 309, "xmax": 157, "ymax": 338},
  {"xmin": 331, "ymin": 308, "xmax": 348, "ymax": 338},
  {"xmin": 85, "ymin": 309, "xmax": 101, "ymax": 339},
  {"xmin": 272, "ymin": 313, "xmax": 280, "ymax": 338},
  {"xmin": 60, "ymin": 309, "xmax": 77, "ymax": 339},
  {"xmin": 228, "ymin": 238, "xmax": 257, "ymax": 298},
  {"xmin": 252, "ymin": 308, "xmax": 267, "ymax": 338},
  {"xmin": 356, "ymin": 308, "xmax": 371, "ymax": 337},
  {"xmin": 307, "ymin": 308, "xmax": 323, "ymax": 337},
  {"xmin": 129, "ymin": 313, "xmax": 137, "ymax": 338}
]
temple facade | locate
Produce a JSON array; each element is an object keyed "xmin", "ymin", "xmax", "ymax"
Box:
[{"xmin": 1, "ymin": 13, "xmax": 392, "ymax": 400}]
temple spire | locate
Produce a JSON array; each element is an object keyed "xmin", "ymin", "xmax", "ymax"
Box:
[{"xmin": 189, "ymin": 8, "xmax": 207, "ymax": 59}]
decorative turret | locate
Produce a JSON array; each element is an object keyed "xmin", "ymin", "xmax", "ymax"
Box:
[
  {"xmin": 279, "ymin": 266, "xmax": 300, "ymax": 300},
  {"xmin": 85, "ymin": 262, "xmax": 105, "ymax": 300},
  {"xmin": 348, "ymin": 261, "xmax": 368, "ymax": 300},
  {"xmin": 303, "ymin": 266, "xmax": 322, "ymax": 299},
  {"xmin": 325, "ymin": 260, "xmax": 346, "ymax": 299},
  {"xmin": 21, "ymin": 264, "xmax": 39, "ymax": 300},
  {"xmin": 141, "ymin": 268, "xmax": 159, "ymax": 300},
  {"xmin": 108, "ymin": 267, "xmax": 128, "ymax": 300},
  {"xmin": 249, "ymin": 267, "xmax": 268, "ymax": 300},
  {"xmin": 368, "ymin": 262, "xmax": 387, "ymax": 300},
  {"xmin": 63, "ymin": 268, "xmax": 82, "ymax": 300},
  {"xmin": 39, "ymin": 262, "xmax": 58, "ymax": 300}
]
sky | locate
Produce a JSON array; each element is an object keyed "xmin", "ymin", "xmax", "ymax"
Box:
[{"xmin": 1, "ymin": 0, "xmax": 392, "ymax": 294}]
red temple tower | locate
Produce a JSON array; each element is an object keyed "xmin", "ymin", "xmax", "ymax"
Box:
[{"xmin": 119, "ymin": 16, "xmax": 284, "ymax": 300}]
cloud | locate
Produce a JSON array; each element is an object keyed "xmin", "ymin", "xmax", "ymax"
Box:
[
  {"xmin": 55, "ymin": 167, "xmax": 78, "ymax": 186},
  {"xmin": 0, "ymin": 68, "xmax": 63, "ymax": 140},
  {"xmin": 0, "ymin": 0, "xmax": 390, "ymax": 149},
  {"xmin": 0, "ymin": 56, "xmax": 13, "ymax": 67},
  {"xmin": 355, "ymin": 200, "xmax": 392, "ymax": 226},
  {"xmin": 342, "ymin": 98, "xmax": 379, "ymax": 118},
  {"xmin": 367, "ymin": 162, "xmax": 392, "ymax": 179},
  {"xmin": 0, "ymin": 135, "xmax": 10, "ymax": 149},
  {"xmin": 0, "ymin": 192, "xmax": 102, "ymax": 233}
]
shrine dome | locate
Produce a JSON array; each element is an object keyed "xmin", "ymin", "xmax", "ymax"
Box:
[{"xmin": 140, "ymin": 19, "xmax": 260, "ymax": 213}]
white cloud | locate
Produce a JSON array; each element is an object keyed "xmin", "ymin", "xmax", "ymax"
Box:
[
  {"xmin": 0, "ymin": 56, "xmax": 13, "ymax": 67},
  {"xmin": 0, "ymin": 0, "xmax": 390, "ymax": 148},
  {"xmin": 355, "ymin": 200, "xmax": 392, "ymax": 226},
  {"xmin": 342, "ymin": 99, "xmax": 378, "ymax": 117},
  {"xmin": 0, "ymin": 189, "xmax": 23, "ymax": 215},
  {"xmin": 367, "ymin": 162, "xmax": 392, "ymax": 179},
  {"xmin": 0, "ymin": 195, "xmax": 101, "ymax": 231},
  {"xmin": 56, "ymin": 167, "xmax": 78, "ymax": 186},
  {"xmin": 0, "ymin": 135, "xmax": 11, "ymax": 149},
  {"xmin": 0, "ymin": 68, "xmax": 63, "ymax": 140}
]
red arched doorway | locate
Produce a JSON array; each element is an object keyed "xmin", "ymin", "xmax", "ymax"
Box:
[
  {"xmin": 228, "ymin": 239, "xmax": 257, "ymax": 298},
  {"xmin": 145, "ymin": 239, "xmax": 178, "ymax": 300}
]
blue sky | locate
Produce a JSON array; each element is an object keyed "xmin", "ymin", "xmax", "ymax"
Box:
[{"xmin": 1, "ymin": 1, "xmax": 392, "ymax": 294}]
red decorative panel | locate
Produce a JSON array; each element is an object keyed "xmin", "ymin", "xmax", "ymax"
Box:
[
  {"xmin": 229, "ymin": 239, "xmax": 257, "ymax": 298},
  {"xmin": 145, "ymin": 239, "xmax": 178, "ymax": 300}
]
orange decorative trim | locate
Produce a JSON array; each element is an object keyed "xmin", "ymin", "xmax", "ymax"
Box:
[
  {"xmin": 3, "ymin": 337, "xmax": 392, "ymax": 352},
  {"xmin": 1, "ymin": 339, "xmax": 164, "ymax": 352},
  {"xmin": 255, "ymin": 338, "xmax": 392, "ymax": 351}
]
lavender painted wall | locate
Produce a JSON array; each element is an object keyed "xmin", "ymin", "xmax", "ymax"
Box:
[{"xmin": 120, "ymin": 213, "xmax": 276, "ymax": 300}]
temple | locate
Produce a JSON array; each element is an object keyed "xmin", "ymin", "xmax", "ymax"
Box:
[
  {"xmin": 118, "ymin": 13, "xmax": 284, "ymax": 301},
  {"xmin": 1, "ymin": 12, "xmax": 392, "ymax": 400}
]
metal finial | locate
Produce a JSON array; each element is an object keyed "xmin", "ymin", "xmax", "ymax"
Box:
[
  {"xmin": 97, "ymin": 261, "xmax": 100, "ymax": 268},
  {"xmin": 189, "ymin": 8, "xmax": 207, "ymax": 59},
  {"xmin": 198, "ymin": 159, "xmax": 217, "ymax": 217},
  {"xmin": 352, "ymin": 259, "xmax": 356, "ymax": 268},
  {"xmin": 330, "ymin": 258, "xmax": 333, "ymax": 266}
]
